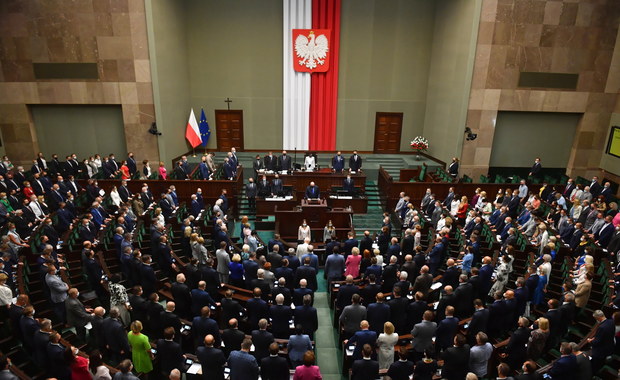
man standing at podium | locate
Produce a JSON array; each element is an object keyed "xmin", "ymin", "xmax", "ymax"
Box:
[
  {"xmin": 343, "ymin": 175, "xmax": 355, "ymax": 194},
  {"xmin": 332, "ymin": 151, "xmax": 345, "ymax": 173},
  {"xmin": 279, "ymin": 151, "xmax": 292, "ymax": 172},
  {"xmin": 272, "ymin": 174, "xmax": 284, "ymax": 196},
  {"xmin": 258, "ymin": 175, "xmax": 270, "ymax": 197},
  {"xmin": 349, "ymin": 151, "xmax": 362, "ymax": 172},
  {"xmin": 305, "ymin": 182, "xmax": 320, "ymax": 199},
  {"xmin": 264, "ymin": 151, "xmax": 277, "ymax": 172}
]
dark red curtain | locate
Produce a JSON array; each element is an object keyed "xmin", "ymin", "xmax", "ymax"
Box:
[{"xmin": 309, "ymin": 0, "xmax": 341, "ymax": 150}]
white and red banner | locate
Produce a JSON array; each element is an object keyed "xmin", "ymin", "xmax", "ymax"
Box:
[
  {"xmin": 185, "ymin": 108, "xmax": 201, "ymax": 148},
  {"xmin": 292, "ymin": 29, "xmax": 330, "ymax": 73},
  {"xmin": 283, "ymin": 0, "xmax": 341, "ymax": 151}
]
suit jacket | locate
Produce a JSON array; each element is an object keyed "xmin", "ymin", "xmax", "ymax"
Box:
[
  {"xmin": 251, "ymin": 329, "xmax": 274, "ymax": 361},
  {"xmin": 295, "ymin": 265, "xmax": 317, "ymax": 291},
  {"xmin": 45, "ymin": 273, "xmax": 68, "ymax": 303},
  {"xmin": 351, "ymin": 358, "xmax": 379, "ymax": 380},
  {"xmin": 156, "ymin": 339, "xmax": 184, "ymax": 374},
  {"xmin": 349, "ymin": 154, "xmax": 362, "ymax": 171},
  {"xmin": 348, "ymin": 329, "xmax": 378, "ymax": 360},
  {"xmin": 260, "ymin": 355, "xmax": 290, "ymax": 380},
  {"xmin": 190, "ymin": 288, "xmax": 217, "ymax": 316},
  {"xmin": 278, "ymin": 155, "xmax": 291, "ymax": 171},
  {"xmin": 32, "ymin": 330, "xmax": 52, "ymax": 368},
  {"xmin": 340, "ymin": 304, "xmax": 367, "ymax": 334},
  {"xmin": 442, "ymin": 266, "xmax": 460, "ymax": 289},
  {"xmin": 387, "ymin": 296, "xmax": 409, "ymax": 334},
  {"xmin": 196, "ymin": 346, "xmax": 226, "ymax": 380},
  {"xmin": 170, "ymin": 282, "xmax": 191, "ymax": 318},
  {"xmin": 269, "ymin": 304, "xmax": 293, "ymax": 337},
  {"xmin": 467, "ymin": 308, "xmax": 489, "ymax": 345},
  {"xmin": 47, "ymin": 342, "xmax": 71, "ymax": 379},
  {"xmin": 411, "ymin": 273, "xmax": 433, "ymax": 297},
  {"xmin": 453, "ymin": 282, "xmax": 474, "ymax": 319},
  {"xmin": 294, "ymin": 305, "xmax": 318, "ymax": 335},
  {"xmin": 305, "ymin": 185, "xmax": 320, "ymax": 199},
  {"xmin": 505, "ymin": 326, "xmax": 530, "ymax": 370},
  {"xmin": 222, "ymin": 328, "xmax": 245, "ymax": 355},
  {"xmin": 228, "ymin": 350, "xmax": 259, "ymax": 380},
  {"xmin": 65, "ymin": 296, "xmax": 92, "ymax": 328},
  {"xmin": 441, "ymin": 345, "xmax": 470, "ymax": 380},
  {"xmin": 246, "ymin": 297, "xmax": 269, "ymax": 328},
  {"xmin": 19, "ymin": 316, "xmax": 39, "ymax": 350},
  {"xmin": 436, "ymin": 316, "xmax": 460, "ymax": 350},
  {"xmin": 411, "ymin": 320, "xmax": 437, "ymax": 353},
  {"xmin": 591, "ymin": 318, "xmax": 614, "ymax": 358},
  {"xmin": 101, "ymin": 317, "xmax": 130, "ymax": 354},
  {"xmin": 574, "ymin": 280, "xmax": 591, "ymax": 308},
  {"xmin": 192, "ymin": 316, "xmax": 221, "ymax": 347},
  {"xmin": 549, "ymin": 354, "xmax": 577, "ymax": 379}
]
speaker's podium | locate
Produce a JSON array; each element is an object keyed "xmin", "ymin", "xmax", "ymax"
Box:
[{"xmin": 275, "ymin": 198, "xmax": 353, "ymax": 242}]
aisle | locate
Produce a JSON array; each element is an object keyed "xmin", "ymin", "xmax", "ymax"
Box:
[{"xmin": 315, "ymin": 270, "xmax": 344, "ymax": 380}]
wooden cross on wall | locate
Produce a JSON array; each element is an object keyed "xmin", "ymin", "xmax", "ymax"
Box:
[{"xmin": 225, "ymin": 98, "xmax": 232, "ymax": 110}]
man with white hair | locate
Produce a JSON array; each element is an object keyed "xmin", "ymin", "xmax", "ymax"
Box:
[
  {"xmin": 168, "ymin": 369, "xmax": 181, "ymax": 380},
  {"xmin": 213, "ymin": 198, "xmax": 224, "ymax": 217},
  {"xmin": 296, "ymin": 237, "xmax": 311, "ymax": 259},
  {"xmin": 270, "ymin": 293, "xmax": 293, "ymax": 338}
]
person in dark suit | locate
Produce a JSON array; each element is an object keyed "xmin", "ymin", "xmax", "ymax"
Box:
[
  {"xmin": 246, "ymin": 288, "xmax": 269, "ymax": 329},
  {"xmin": 89, "ymin": 307, "xmax": 105, "ymax": 350},
  {"xmin": 64, "ymin": 288, "xmax": 94, "ymax": 342},
  {"xmin": 411, "ymin": 266, "xmax": 433, "ymax": 298},
  {"xmin": 502, "ymin": 317, "xmax": 531, "ymax": 372},
  {"xmin": 192, "ymin": 307, "xmax": 221, "ymax": 348},
  {"xmin": 190, "ymin": 281, "xmax": 217, "ymax": 317},
  {"xmin": 388, "ymin": 286, "xmax": 410, "ymax": 335},
  {"xmin": 293, "ymin": 279, "xmax": 314, "ymax": 306},
  {"xmin": 170, "ymin": 273, "xmax": 192, "ymax": 319},
  {"xmin": 101, "ymin": 307, "xmax": 130, "ymax": 362},
  {"xmin": 349, "ymin": 151, "xmax": 362, "ymax": 172},
  {"xmin": 516, "ymin": 361, "xmax": 543, "ymax": 380},
  {"xmin": 251, "ymin": 270, "xmax": 272, "ymax": 300},
  {"xmin": 346, "ymin": 320, "xmax": 378, "ymax": 361},
  {"xmin": 406, "ymin": 292, "xmax": 427, "ymax": 332},
  {"xmin": 548, "ymin": 342, "xmax": 577, "ymax": 379},
  {"xmin": 294, "ymin": 294, "xmax": 318, "ymax": 339},
  {"xmin": 228, "ymin": 338, "xmax": 259, "ymax": 380},
  {"xmin": 448, "ymin": 157, "xmax": 459, "ymax": 178},
  {"xmin": 260, "ymin": 342, "xmax": 290, "ymax": 380},
  {"xmin": 246, "ymin": 178, "xmax": 257, "ymax": 210},
  {"xmin": 305, "ymin": 181, "xmax": 320, "ymax": 199},
  {"xmin": 156, "ymin": 327, "xmax": 185, "ymax": 376},
  {"xmin": 529, "ymin": 157, "xmax": 542, "ymax": 178},
  {"xmin": 263, "ymin": 152, "xmax": 278, "ymax": 171},
  {"xmin": 223, "ymin": 157, "xmax": 236, "ymax": 180},
  {"xmin": 366, "ymin": 293, "xmax": 391, "ymax": 334},
  {"xmin": 271, "ymin": 174, "xmax": 284, "ymax": 196},
  {"xmin": 343, "ymin": 174, "xmax": 355, "ymax": 193},
  {"xmin": 295, "ymin": 257, "xmax": 318, "ymax": 291},
  {"xmin": 278, "ymin": 150, "xmax": 292, "ymax": 171},
  {"xmin": 588, "ymin": 310, "xmax": 615, "ymax": 373},
  {"xmin": 140, "ymin": 255, "xmax": 157, "ymax": 298},
  {"xmin": 487, "ymin": 291, "xmax": 507, "ymax": 339},
  {"xmin": 387, "ymin": 347, "xmax": 415, "ymax": 380},
  {"xmin": 145, "ymin": 293, "xmax": 164, "ymax": 338},
  {"xmin": 221, "ymin": 289, "xmax": 245, "ymax": 324},
  {"xmin": 196, "ymin": 334, "xmax": 226, "ymax": 380},
  {"xmin": 558, "ymin": 293, "xmax": 576, "ymax": 338},
  {"xmin": 32, "ymin": 318, "xmax": 53, "ymax": 368},
  {"xmin": 160, "ymin": 301, "xmax": 182, "ymax": 338},
  {"xmin": 441, "ymin": 333, "xmax": 470, "ymax": 380},
  {"xmin": 467, "ymin": 299, "xmax": 489, "ymax": 346},
  {"xmin": 270, "ymin": 294, "xmax": 293, "ymax": 338},
  {"xmin": 222, "ymin": 318, "xmax": 245, "ymax": 356},
  {"xmin": 435, "ymin": 306, "xmax": 459, "ymax": 353},
  {"xmin": 251, "ymin": 318, "xmax": 274, "ymax": 362},
  {"xmin": 47, "ymin": 332, "xmax": 71, "ymax": 380},
  {"xmin": 271, "ymin": 278, "xmax": 292, "ymax": 305},
  {"xmin": 435, "ymin": 286, "xmax": 456, "ymax": 322},
  {"xmin": 360, "ymin": 274, "xmax": 381, "ymax": 307},
  {"xmin": 442, "ymin": 259, "xmax": 460, "ymax": 290},
  {"xmin": 332, "ymin": 151, "xmax": 345, "ymax": 172},
  {"xmin": 351, "ymin": 344, "xmax": 379, "ymax": 380}
]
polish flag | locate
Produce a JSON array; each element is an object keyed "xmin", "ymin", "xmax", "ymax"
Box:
[{"xmin": 185, "ymin": 108, "xmax": 201, "ymax": 148}]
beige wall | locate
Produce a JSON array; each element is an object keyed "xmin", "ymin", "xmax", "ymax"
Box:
[
  {"xmin": 461, "ymin": 0, "xmax": 620, "ymax": 179},
  {"xmin": 0, "ymin": 0, "xmax": 159, "ymax": 165},
  {"xmin": 422, "ymin": 0, "xmax": 481, "ymax": 163},
  {"xmin": 336, "ymin": 0, "xmax": 434, "ymax": 151},
  {"xmin": 185, "ymin": 0, "xmax": 283, "ymax": 151},
  {"xmin": 146, "ymin": 0, "xmax": 191, "ymax": 165}
]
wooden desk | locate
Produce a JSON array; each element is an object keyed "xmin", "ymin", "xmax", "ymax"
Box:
[
  {"xmin": 275, "ymin": 200, "xmax": 353, "ymax": 240},
  {"xmin": 264, "ymin": 169, "xmax": 366, "ymax": 194},
  {"xmin": 256, "ymin": 195, "xmax": 299, "ymax": 216},
  {"xmin": 327, "ymin": 195, "xmax": 368, "ymax": 213}
]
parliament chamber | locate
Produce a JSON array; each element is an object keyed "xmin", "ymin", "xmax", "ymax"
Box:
[{"xmin": 1, "ymin": 1, "xmax": 620, "ymax": 380}]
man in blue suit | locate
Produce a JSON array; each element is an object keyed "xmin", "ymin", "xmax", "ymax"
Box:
[
  {"xmin": 223, "ymin": 157, "xmax": 236, "ymax": 180},
  {"xmin": 345, "ymin": 320, "xmax": 377, "ymax": 360},
  {"xmin": 435, "ymin": 306, "xmax": 460, "ymax": 353},
  {"xmin": 332, "ymin": 151, "xmax": 345, "ymax": 172},
  {"xmin": 199, "ymin": 155, "xmax": 210, "ymax": 179},
  {"xmin": 47, "ymin": 332, "xmax": 71, "ymax": 379},
  {"xmin": 366, "ymin": 293, "xmax": 391, "ymax": 334},
  {"xmin": 548, "ymin": 342, "xmax": 577, "ymax": 379},
  {"xmin": 305, "ymin": 181, "xmax": 320, "ymax": 199},
  {"xmin": 478, "ymin": 256, "xmax": 494, "ymax": 300},
  {"xmin": 245, "ymin": 288, "xmax": 269, "ymax": 329},
  {"xmin": 428, "ymin": 237, "xmax": 443, "ymax": 276},
  {"xmin": 588, "ymin": 310, "xmax": 615, "ymax": 373},
  {"xmin": 294, "ymin": 294, "xmax": 318, "ymax": 339},
  {"xmin": 190, "ymin": 281, "xmax": 218, "ymax": 316},
  {"xmin": 192, "ymin": 307, "xmax": 221, "ymax": 348},
  {"xmin": 101, "ymin": 307, "xmax": 130, "ymax": 362},
  {"xmin": 343, "ymin": 232, "xmax": 359, "ymax": 257},
  {"xmin": 228, "ymin": 339, "xmax": 259, "ymax": 380},
  {"xmin": 56, "ymin": 202, "xmax": 74, "ymax": 233},
  {"xmin": 343, "ymin": 174, "xmax": 355, "ymax": 193},
  {"xmin": 190, "ymin": 194, "xmax": 201, "ymax": 217},
  {"xmin": 594, "ymin": 216, "xmax": 614, "ymax": 248}
]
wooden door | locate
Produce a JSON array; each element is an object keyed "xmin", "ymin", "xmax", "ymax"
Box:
[
  {"xmin": 215, "ymin": 110, "xmax": 244, "ymax": 151},
  {"xmin": 373, "ymin": 112, "xmax": 403, "ymax": 153}
]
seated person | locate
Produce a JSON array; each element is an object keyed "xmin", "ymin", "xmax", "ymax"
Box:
[
  {"xmin": 305, "ymin": 181, "xmax": 320, "ymax": 199},
  {"xmin": 304, "ymin": 153, "xmax": 316, "ymax": 171}
]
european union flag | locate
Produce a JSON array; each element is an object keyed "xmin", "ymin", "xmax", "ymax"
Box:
[{"xmin": 199, "ymin": 108, "xmax": 211, "ymax": 147}]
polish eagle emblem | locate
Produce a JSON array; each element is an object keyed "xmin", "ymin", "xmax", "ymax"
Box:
[{"xmin": 295, "ymin": 30, "xmax": 329, "ymax": 70}]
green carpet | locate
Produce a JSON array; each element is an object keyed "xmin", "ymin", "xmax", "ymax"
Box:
[{"xmin": 315, "ymin": 270, "xmax": 344, "ymax": 380}]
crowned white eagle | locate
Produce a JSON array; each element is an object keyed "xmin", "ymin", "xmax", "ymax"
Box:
[{"xmin": 295, "ymin": 31, "xmax": 329, "ymax": 70}]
